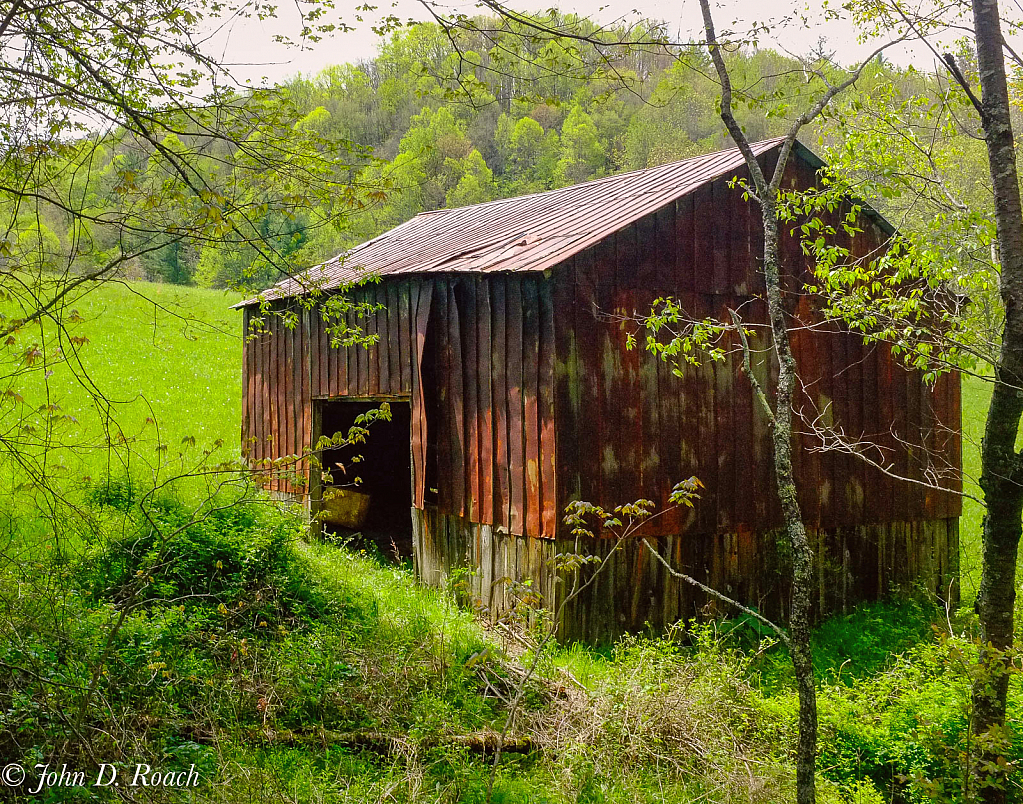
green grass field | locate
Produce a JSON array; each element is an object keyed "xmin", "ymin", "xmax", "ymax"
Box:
[
  {"xmin": 960, "ymin": 375, "xmax": 989, "ymax": 598},
  {"xmin": 0, "ymin": 278, "xmax": 243, "ymax": 495}
]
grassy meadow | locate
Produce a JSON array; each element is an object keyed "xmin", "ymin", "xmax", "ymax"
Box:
[
  {"xmin": 0, "ymin": 279, "xmax": 243, "ymax": 499},
  {"xmin": 0, "ymin": 278, "xmax": 1018, "ymax": 804}
]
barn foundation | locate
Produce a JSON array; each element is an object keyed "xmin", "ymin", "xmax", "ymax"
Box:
[{"xmin": 413, "ymin": 506, "xmax": 959, "ymax": 643}]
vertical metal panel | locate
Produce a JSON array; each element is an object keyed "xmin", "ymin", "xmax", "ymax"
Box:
[
  {"xmin": 260, "ymin": 322, "xmax": 271, "ymax": 471},
  {"xmin": 306, "ymin": 310, "xmax": 318, "ymax": 406},
  {"xmin": 829, "ymin": 323, "xmax": 850, "ymax": 528},
  {"xmin": 732, "ymin": 330, "xmax": 754, "ymax": 530},
  {"xmin": 553, "ymin": 255, "xmax": 581, "ymax": 506},
  {"xmin": 539, "ymin": 280, "xmax": 558, "ymax": 536},
  {"xmin": 462, "ymin": 282, "xmax": 480, "ymax": 522},
  {"xmin": 596, "ymin": 237, "xmax": 622, "ymax": 519},
  {"xmin": 576, "ymin": 250, "xmax": 602, "ymax": 510},
  {"xmin": 272, "ymin": 312, "xmax": 284, "ymax": 492},
  {"xmin": 410, "ymin": 280, "xmax": 433, "ymax": 507},
  {"xmin": 434, "ymin": 285, "xmax": 452, "ymax": 512},
  {"xmin": 344, "ymin": 306, "xmax": 356, "ymax": 397},
  {"xmin": 712, "ymin": 178, "xmax": 730, "ymax": 293},
  {"xmin": 748, "ymin": 325, "xmax": 773, "ymax": 527},
  {"xmin": 386, "ymin": 283, "xmax": 400, "ymax": 393},
  {"xmin": 261, "ymin": 313, "xmax": 270, "ymax": 488},
  {"xmin": 712, "ymin": 318, "xmax": 735, "ymax": 532},
  {"xmin": 892, "ymin": 340, "xmax": 910, "ymax": 524},
  {"xmin": 863, "ymin": 342, "xmax": 885, "ymax": 525},
  {"xmin": 846, "ymin": 330, "xmax": 866, "ymax": 524},
  {"xmin": 247, "ymin": 315, "xmax": 259, "ymax": 467},
  {"xmin": 692, "ymin": 293, "xmax": 717, "ymax": 534},
  {"xmin": 283, "ymin": 312, "xmax": 293, "ymax": 493},
  {"xmin": 506, "ymin": 277, "xmax": 525, "ymax": 534},
  {"xmin": 447, "ymin": 282, "xmax": 466, "ymax": 518},
  {"xmin": 399, "ymin": 282, "xmax": 412, "ymax": 394},
  {"xmin": 730, "ymin": 192, "xmax": 754, "ymax": 529},
  {"xmin": 370, "ymin": 288, "xmax": 383, "ymax": 394},
  {"xmin": 491, "ymin": 277, "xmax": 509, "ymax": 529},
  {"xmin": 300, "ymin": 309, "xmax": 311, "ymax": 491},
  {"xmin": 357, "ymin": 302, "xmax": 370, "ymax": 397},
  {"xmin": 730, "ymin": 172, "xmax": 752, "ymax": 295},
  {"xmin": 315, "ymin": 308, "xmax": 326, "ymax": 399},
  {"xmin": 242, "ymin": 308, "xmax": 252, "ymax": 461},
  {"xmin": 616, "ymin": 227, "xmax": 642, "ymax": 510},
  {"xmin": 522, "ymin": 279, "xmax": 542, "ymax": 538},
  {"xmin": 290, "ymin": 312, "xmax": 300, "ymax": 491},
  {"xmin": 654, "ymin": 204, "xmax": 682, "ymax": 530},
  {"xmin": 676, "ymin": 194, "xmax": 695, "ymax": 294},
  {"xmin": 477, "ymin": 277, "xmax": 495, "ymax": 525}
]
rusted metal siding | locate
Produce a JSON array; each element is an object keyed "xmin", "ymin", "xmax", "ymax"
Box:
[
  {"xmin": 242, "ymin": 279, "xmax": 425, "ymax": 495},
  {"xmin": 422, "ymin": 275, "xmax": 558, "ymax": 536},
  {"xmin": 552, "ymin": 158, "xmax": 962, "ymax": 538},
  {"xmin": 242, "ymin": 303, "xmax": 313, "ymax": 495},
  {"xmin": 305, "ymin": 280, "xmax": 421, "ymax": 400},
  {"xmin": 241, "ymin": 144, "xmax": 960, "ymax": 548}
]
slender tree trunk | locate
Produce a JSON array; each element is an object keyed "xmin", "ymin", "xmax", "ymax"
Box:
[
  {"xmin": 762, "ymin": 198, "xmax": 819, "ymax": 804},
  {"xmin": 970, "ymin": 1, "xmax": 1023, "ymax": 799},
  {"xmin": 696, "ymin": 2, "xmax": 821, "ymax": 799}
]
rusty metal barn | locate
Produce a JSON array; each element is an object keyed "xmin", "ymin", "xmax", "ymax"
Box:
[{"xmin": 238, "ymin": 138, "xmax": 961, "ymax": 642}]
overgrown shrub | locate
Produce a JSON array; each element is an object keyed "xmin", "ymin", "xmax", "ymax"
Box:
[{"xmin": 78, "ymin": 479, "xmax": 324, "ymax": 630}]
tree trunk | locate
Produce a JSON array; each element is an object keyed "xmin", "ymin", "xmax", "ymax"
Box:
[
  {"xmin": 762, "ymin": 199, "xmax": 819, "ymax": 804},
  {"xmin": 970, "ymin": 1, "xmax": 1023, "ymax": 800},
  {"xmin": 696, "ymin": 3, "xmax": 821, "ymax": 800}
]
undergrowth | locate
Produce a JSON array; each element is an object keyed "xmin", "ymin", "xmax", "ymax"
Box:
[{"xmin": 1, "ymin": 478, "xmax": 1020, "ymax": 803}]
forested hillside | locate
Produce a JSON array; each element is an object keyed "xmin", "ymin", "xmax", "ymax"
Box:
[{"xmin": 3, "ymin": 16, "xmax": 991, "ymax": 293}]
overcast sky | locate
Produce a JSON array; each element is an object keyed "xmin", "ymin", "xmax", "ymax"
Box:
[{"xmin": 203, "ymin": 0, "xmax": 965, "ymax": 89}]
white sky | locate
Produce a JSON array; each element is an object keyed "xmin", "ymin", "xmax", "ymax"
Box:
[{"xmin": 204, "ymin": 0, "xmax": 967, "ymax": 89}]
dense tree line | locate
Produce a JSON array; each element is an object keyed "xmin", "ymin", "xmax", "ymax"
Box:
[{"xmin": 0, "ymin": 15, "xmax": 993, "ymax": 293}]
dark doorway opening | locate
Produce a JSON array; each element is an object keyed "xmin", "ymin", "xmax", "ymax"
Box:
[{"xmin": 316, "ymin": 398, "xmax": 413, "ymax": 560}]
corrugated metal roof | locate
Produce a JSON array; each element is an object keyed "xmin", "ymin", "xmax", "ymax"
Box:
[{"xmin": 241, "ymin": 137, "xmax": 795, "ymax": 306}]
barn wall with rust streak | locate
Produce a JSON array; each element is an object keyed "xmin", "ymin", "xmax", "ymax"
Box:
[
  {"xmin": 552, "ymin": 157, "xmax": 962, "ymax": 540},
  {"xmin": 241, "ymin": 275, "xmax": 558, "ymax": 535},
  {"xmin": 420, "ymin": 274, "xmax": 557, "ymax": 536},
  {"xmin": 242, "ymin": 303, "xmax": 314, "ymax": 495},
  {"xmin": 240, "ymin": 156, "xmax": 961, "ymax": 547}
]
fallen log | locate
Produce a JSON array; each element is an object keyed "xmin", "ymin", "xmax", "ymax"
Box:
[{"xmin": 182, "ymin": 725, "xmax": 533, "ymax": 755}]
